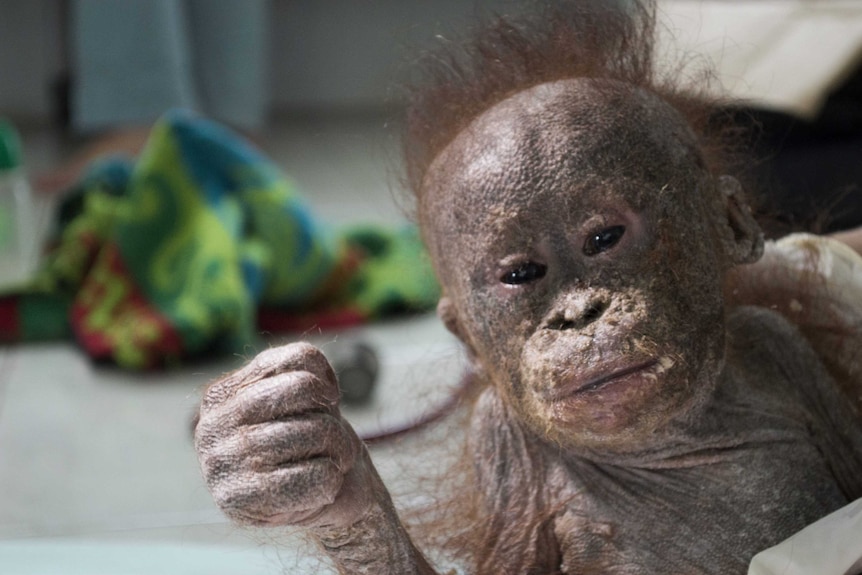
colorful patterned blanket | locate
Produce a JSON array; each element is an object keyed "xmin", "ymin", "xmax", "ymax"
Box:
[{"xmin": 0, "ymin": 111, "xmax": 439, "ymax": 369}]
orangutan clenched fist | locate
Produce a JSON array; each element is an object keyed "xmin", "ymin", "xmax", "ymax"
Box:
[{"xmin": 194, "ymin": 343, "xmax": 379, "ymax": 530}]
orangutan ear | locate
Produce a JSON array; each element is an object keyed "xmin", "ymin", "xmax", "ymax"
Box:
[
  {"xmin": 437, "ymin": 296, "xmax": 466, "ymax": 342},
  {"xmin": 716, "ymin": 175, "xmax": 764, "ymax": 265},
  {"xmin": 438, "ymin": 295, "xmax": 487, "ymax": 378}
]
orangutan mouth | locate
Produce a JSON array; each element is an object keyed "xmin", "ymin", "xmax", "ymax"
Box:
[{"xmin": 551, "ymin": 359, "xmax": 660, "ymax": 400}]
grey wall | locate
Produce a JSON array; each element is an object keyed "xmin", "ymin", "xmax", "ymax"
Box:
[
  {"xmin": 0, "ymin": 0, "xmax": 525, "ymax": 123},
  {"xmin": 268, "ymin": 0, "xmax": 527, "ymax": 110},
  {"xmin": 0, "ymin": 0, "xmax": 64, "ymax": 121}
]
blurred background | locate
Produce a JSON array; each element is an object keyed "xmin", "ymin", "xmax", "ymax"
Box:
[
  {"xmin": 0, "ymin": 1, "xmax": 861, "ymax": 573},
  {"xmin": 1, "ymin": 0, "xmax": 535, "ymax": 122},
  {"xmin": 3, "ymin": 0, "xmax": 862, "ymax": 228}
]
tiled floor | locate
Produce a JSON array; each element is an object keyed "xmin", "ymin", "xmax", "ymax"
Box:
[{"xmin": 0, "ymin": 114, "xmax": 466, "ymax": 573}]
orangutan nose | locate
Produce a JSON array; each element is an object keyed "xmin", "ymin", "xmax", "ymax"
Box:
[{"xmin": 544, "ymin": 297, "xmax": 609, "ymax": 331}]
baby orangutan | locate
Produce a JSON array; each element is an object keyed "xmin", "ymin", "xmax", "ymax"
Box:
[{"xmin": 194, "ymin": 3, "xmax": 862, "ymax": 573}]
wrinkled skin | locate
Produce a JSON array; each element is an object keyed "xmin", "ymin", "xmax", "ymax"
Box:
[
  {"xmin": 194, "ymin": 342, "xmax": 436, "ymax": 574},
  {"xmin": 425, "ymin": 80, "xmax": 739, "ymax": 455},
  {"xmin": 195, "ymin": 80, "xmax": 862, "ymax": 574}
]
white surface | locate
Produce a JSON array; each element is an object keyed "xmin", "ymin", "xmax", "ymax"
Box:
[
  {"xmin": 0, "ymin": 540, "xmax": 293, "ymax": 575},
  {"xmin": 658, "ymin": 0, "xmax": 862, "ymax": 118},
  {"xmin": 749, "ymin": 497, "xmax": 862, "ymax": 575}
]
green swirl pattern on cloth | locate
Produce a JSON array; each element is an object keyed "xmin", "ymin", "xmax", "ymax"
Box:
[{"xmin": 0, "ymin": 111, "xmax": 439, "ymax": 369}]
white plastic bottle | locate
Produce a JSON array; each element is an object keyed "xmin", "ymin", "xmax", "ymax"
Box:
[{"xmin": 0, "ymin": 119, "xmax": 37, "ymax": 289}]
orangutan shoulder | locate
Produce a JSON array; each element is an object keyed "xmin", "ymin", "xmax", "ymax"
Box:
[{"xmin": 729, "ymin": 235, "xmax": 862, "ymax": 408}]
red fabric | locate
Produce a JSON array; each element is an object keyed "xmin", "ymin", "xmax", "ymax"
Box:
[
  {"xmin": 69, "ymin": 244, "xmax": 184, "ymax": 368},
  {"xmin": 256, "ymin": 307, "xmax": 366, "ymax": 334},
  {"xmin": 0, "ymin": 296, "xmax": 20, "ymax": 341}
]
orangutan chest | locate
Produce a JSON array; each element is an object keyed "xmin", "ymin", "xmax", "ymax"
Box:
[{"xmin": 553, "ymin": 439, "xmax": 849, "ymax": 575}]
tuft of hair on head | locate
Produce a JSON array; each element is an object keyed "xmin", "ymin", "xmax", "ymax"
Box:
[
  {"xmin": 402, "ymin": 0, "xmax": 749, "ymax": 215},
  {"xmin": 404, "ymin": 0, "xmax": 655, "ymax": 196}
]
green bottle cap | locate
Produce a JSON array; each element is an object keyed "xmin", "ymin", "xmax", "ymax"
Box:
[{"xmin": 0, "ymin": 118, "xmax": 23, "ymax": 171}]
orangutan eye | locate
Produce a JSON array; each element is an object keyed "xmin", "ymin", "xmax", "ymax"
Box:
[
  {"xmin": 500, "ymin": 262, "xmax": 547, "ymax": 285},
  {"xmin": 583, "ymin": 225, "xmax": 626, "ymax": 256}
]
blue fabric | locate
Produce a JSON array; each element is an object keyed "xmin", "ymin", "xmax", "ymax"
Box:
[{"xmin": 71, "ymin": 0, "xmax": 266, "ymax": 132}]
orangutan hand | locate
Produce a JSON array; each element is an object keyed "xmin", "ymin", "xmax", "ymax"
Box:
[{"xmin": 194, "ymin": 343, "xmax": 379, "ymax": 530}]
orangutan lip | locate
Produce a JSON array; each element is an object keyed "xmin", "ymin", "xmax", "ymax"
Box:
[{"xmin": 551, "ymin": 359, "xmax": 659, "ymax": 400}]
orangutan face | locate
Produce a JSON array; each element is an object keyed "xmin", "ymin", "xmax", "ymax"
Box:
[{"xmin": 422, "ymin": 79, "xmax": 760, "ymax": 452}]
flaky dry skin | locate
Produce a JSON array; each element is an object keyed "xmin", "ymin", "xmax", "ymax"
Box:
[
  {"xmin": 194, "ymin": 3, "xmax": 862, "ymax": 573},
  {"xmin": 466, "ymin": 306, "xmax": 862, "ymax": 573},
  {"xmin": 424, "ymin": 80, "xmax": 763, "ymax": 455},
  {"xmin": 195, "ymin": 343, "xmax": 435, "ymax": 574},
  {"xmin": 417, "ymin": 79, "xmax": 862, "ymax": 572}
]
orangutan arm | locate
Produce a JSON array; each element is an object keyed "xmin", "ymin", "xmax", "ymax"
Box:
[{"xmin": 194, "ymin": 343, "xmax": 438, "ymax": 575}]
